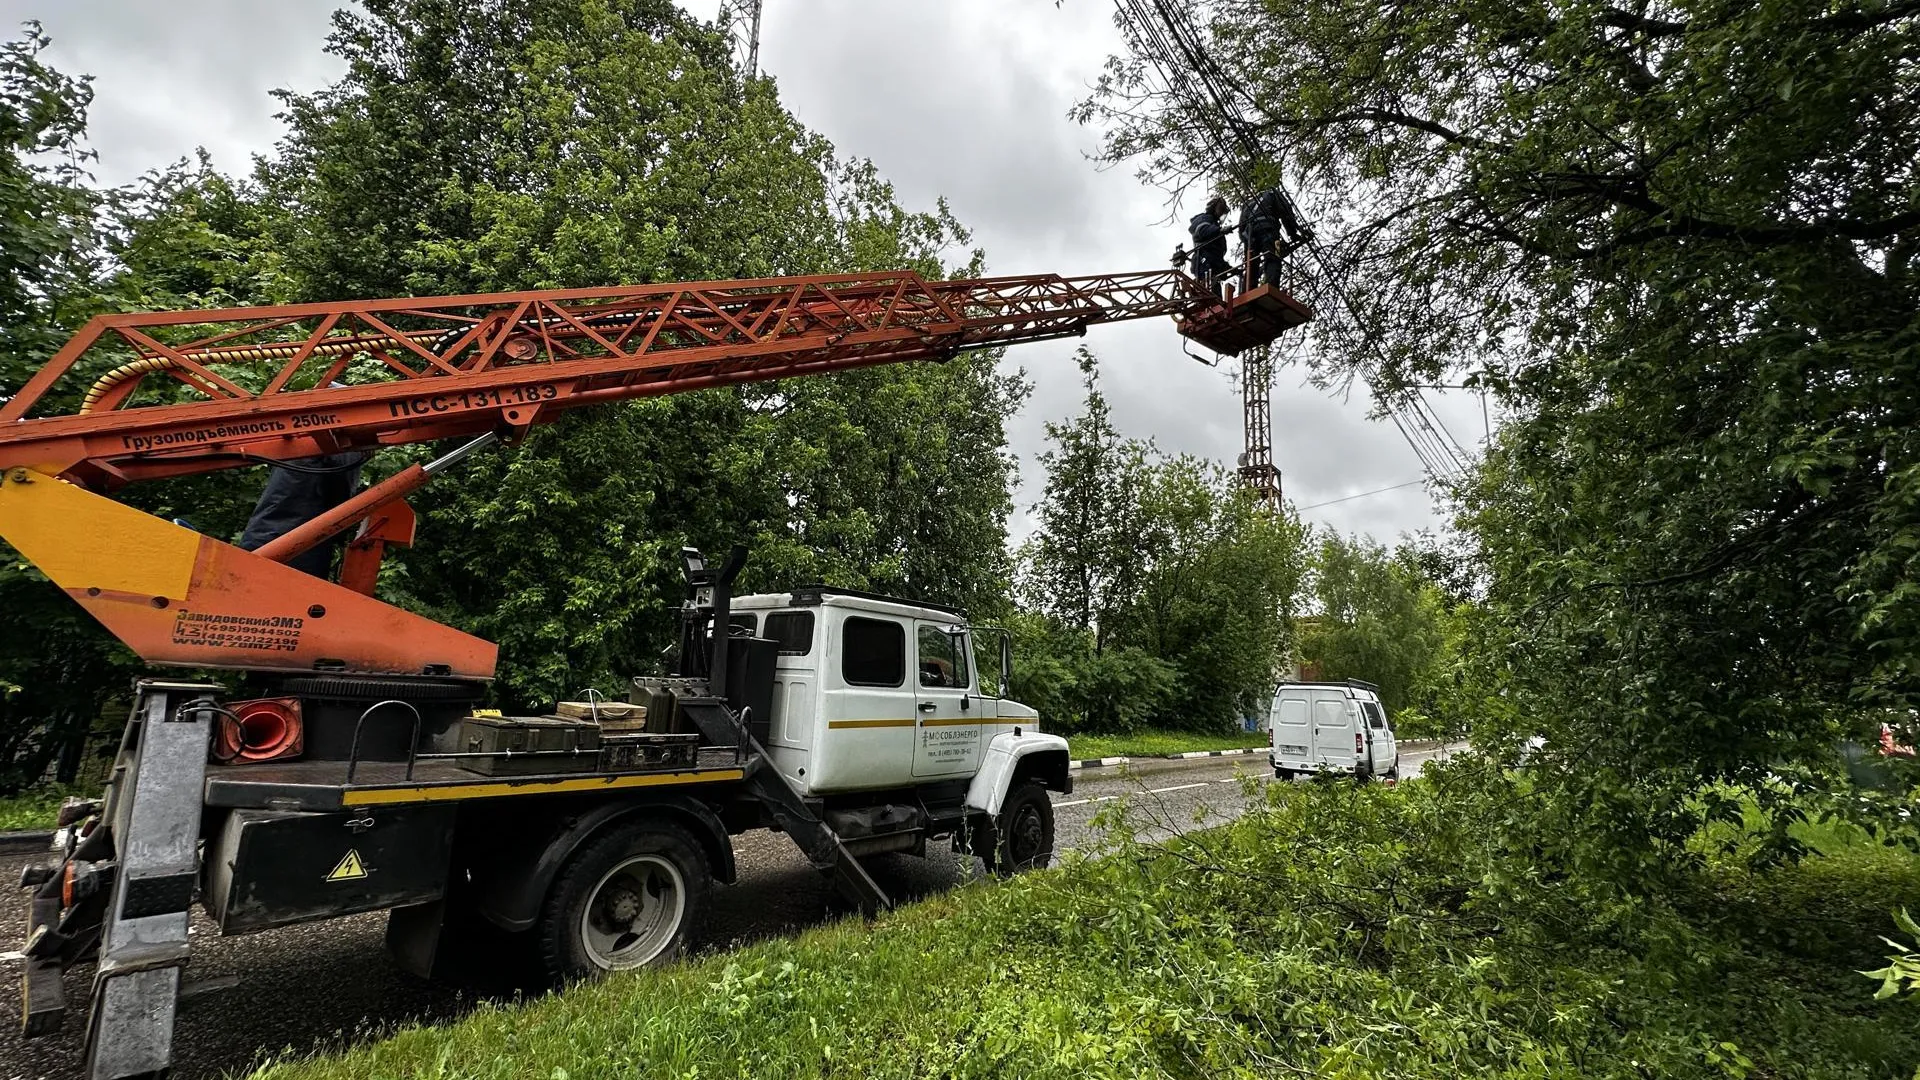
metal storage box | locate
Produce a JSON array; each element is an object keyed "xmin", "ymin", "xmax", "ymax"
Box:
[
  {"xmin": 599, "ymin": 732, "xmax": 702, "ymax": 772},
  {"xmin": 204, "ymin": 805, "xmax": 455, "ymax": 934},
  {"xmin": 457, "ymin": 715, "xmax": 602, "ymax": 776},
  {"xmin": 629, "ymin": 677, "xmax": 708, "ymax": 734}
]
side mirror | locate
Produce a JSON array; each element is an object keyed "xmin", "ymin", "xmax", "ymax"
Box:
[{"xmin": 999, "ymin": 631, "xmax": 1012, "ymax": 695}]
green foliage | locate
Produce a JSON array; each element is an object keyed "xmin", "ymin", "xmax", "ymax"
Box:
[
  {"xmin": 239, "ymin": 0, "xmax": 1027, "ymax": 708},
  {"xmin": 1297, "ymin": 531, "xmax": 1471, "ymax": 738},
  {"xmin": 1065, "ymin": 728, "xmax": 1266, "ymax": 760},
  {"xmin": 247, "ymin": 779, "xmax": 1920, "ymax": 1080},
  {"xmin": 1016, "ymin": 356, "xmax": 1305, "ymax": 733},
  {"xmin": 0, "ymin": 782, "xmax": 89, "ymax": 831},
  {"xmin": 1085, "ymin": 0, "xmax": 1920, "ymax": 867},
  {"xmin": 0, "ymin": 4, "xmax": 1027, "ymax": 727},
  {"xmin": 0, "ymin": 22, "xmax": 100, "ymax": 398},
  {"xmin": 1298, "ymin": 532, "xmax": 1446, "ymax": 711},
  {"xmin": 1865, "ymin": 909, "xmax": 1920, "ymax": 1002},
  {"xmin": 0, "ymin": 26, "xmax": 141, "ymax": 792}
]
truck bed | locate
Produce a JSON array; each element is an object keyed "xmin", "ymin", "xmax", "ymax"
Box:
[{"xmin": 203, "ymin": 748, "xmax": 748, "ymax": 812}]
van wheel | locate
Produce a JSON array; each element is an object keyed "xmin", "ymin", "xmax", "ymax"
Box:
[
  {"xmin": 537, "ymin": 822, "xmax": 708, "ymax": 985},
  {"xmin": 1274, "ymin": 767, "xmax": 1293, "ymax": 781},
  {"xmin": 1384, "ymin": 765, "xmax": 1401, "ymax": 784},
  {"xmin": 992, "ymin": 782, "xmax": 1055, "ymax": 876}
]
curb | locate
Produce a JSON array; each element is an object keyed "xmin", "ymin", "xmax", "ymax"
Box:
[
  {"xmin": 0, "ymin": 830, "xmax": 56, "ymax": 857},
  {"xmin": 1069, "ymin": 747, "xmax": 1265, "ymax": 771}
]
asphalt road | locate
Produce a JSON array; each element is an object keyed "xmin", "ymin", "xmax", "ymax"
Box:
[{"xmin": 0, "ymin": 745, "xmax": 1454, "ymax": 1079}]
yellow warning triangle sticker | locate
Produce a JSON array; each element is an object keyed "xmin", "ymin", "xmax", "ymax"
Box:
[{"xmin": 325, "ymin": 850, "xmax": 368, "ymax": 882}]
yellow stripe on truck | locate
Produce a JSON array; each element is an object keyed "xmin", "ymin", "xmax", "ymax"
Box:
[
  {"xmin": 341, "ymin": 768, "xmax": 745, "ymax": 806},
  {"xmin": 824, "ymin": 717, "xmax": 982, "ymax": 729}
]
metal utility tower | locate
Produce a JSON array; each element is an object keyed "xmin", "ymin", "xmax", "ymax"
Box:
[
  {"xmin": 1237, "ymin": 346, "xmax": 1281, "ymax": 509},
  {"xmin": 745, "ymin": 0, "xmax": 763, "ymax": 80}
]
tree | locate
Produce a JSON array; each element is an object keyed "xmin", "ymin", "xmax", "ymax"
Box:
[
  {"xmin": 1295, "ymin": 532, "xmax": 1458, "ymax": 732},
  {"xmin": 1018, "ymin": 357, "xmax": 1305, "ymax": 732},
  {"xmin": 1019, "ymin": 348, "xmax": 1151, "ymax": 644},
  {"xmin": 0, "ymin": 3, "xmax": 1026, "ymax": 774},
  {"xmin": 1083, "ymin": 0, "xmax": 1920, "ymax": 861},
  {"xmin": 0, "ymin": 26, "xmax": 128, "ymax": 791},
  {"xmin": 232, "ymin": 0, "xmax": 1023, "ymax": 707}
]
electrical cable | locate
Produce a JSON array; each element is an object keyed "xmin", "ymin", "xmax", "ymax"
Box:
[{"xmin": 1296, "ymin": 479, "xmax": 1426, "ymax": 511}]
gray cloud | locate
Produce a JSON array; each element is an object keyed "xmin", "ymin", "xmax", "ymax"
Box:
[{"xmin": 6, "ymin": 0, "xmax": 1477, "ymax": 545}]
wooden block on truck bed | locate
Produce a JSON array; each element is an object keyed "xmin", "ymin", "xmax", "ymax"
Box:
[{"xmin": 552, "ymin": 700, "xmax": 645, "ymax": 723}]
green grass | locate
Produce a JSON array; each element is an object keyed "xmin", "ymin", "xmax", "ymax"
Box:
[
  {"xmin": 249, "ymin": 779, "xmax": 1920, "ymax": 1080},
  {"xmin": 1066, "ymin": 729, "xmax": 1267, "ymax": 760},
  {"xmin": 0, "ymin": 784, "xmax": 86, "ymax": 832}
]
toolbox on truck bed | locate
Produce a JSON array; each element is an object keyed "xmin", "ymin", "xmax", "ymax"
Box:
[{"xmin": 457, "ymin": 715, "xmax": 603, "ymax": 776}]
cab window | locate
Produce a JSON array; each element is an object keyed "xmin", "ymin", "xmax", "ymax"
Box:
[
  {"xmin": 918, "ymin": 625, "xmax": 970, "ymax": 689},
  {"xmin": 764, "ymin": 611, "xmax": 815, "ymax": 656},
  {"xmin": 1363, "ymin": 702, "xmax": 1388, "ymax": 730},
  {"xmin": 841, "ymin": 617, "xmax": 905, "ymax": 687}
]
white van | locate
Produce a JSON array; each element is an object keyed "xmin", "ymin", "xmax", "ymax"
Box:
[{"xmin": 1268, "ymin": 680, "xmax": 1399, "ymax": 781}]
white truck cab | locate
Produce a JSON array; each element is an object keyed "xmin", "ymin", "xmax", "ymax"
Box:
[
  {"xmin": 1268, "ymin": 679, "xmax": 1399, "ymax": 781},
  {"xmin": 728, "ymin": 586, "xmax": 1060, "ymax": 812}
]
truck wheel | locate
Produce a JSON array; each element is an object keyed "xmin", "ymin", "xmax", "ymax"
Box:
[
  {"xmin": 993, "ymin": 782, "xmax": 1054, "ymax": 876},
  {"xmin": 537, "ymin": 822, "xmax": 708, "ymax": 985}
]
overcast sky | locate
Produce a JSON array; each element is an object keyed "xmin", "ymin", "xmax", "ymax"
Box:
[{"xmin": 4, "ymin": 0, "xmax": 1489, "ymax": 544}]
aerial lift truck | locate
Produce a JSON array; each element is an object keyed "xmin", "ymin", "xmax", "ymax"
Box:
[{"xmin": 0, "ymin": 265, "xmax": 1308, "ymax": 1078}]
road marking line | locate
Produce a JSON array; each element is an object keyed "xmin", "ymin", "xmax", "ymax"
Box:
[
  {"xmin": 1146, "ymin": 782, "xmax": 1206, "ymax": 794},
  {"xmin": 1215, "ymin": 778, "xmax": 1240, "ymax": 784},
  {"xmin": 1054, "ymin": 798, "xmax": 1089, "ymax": 808},
  {"xmin": 0, "ymin": 951, "xmax": 24, "ymax": 963}
]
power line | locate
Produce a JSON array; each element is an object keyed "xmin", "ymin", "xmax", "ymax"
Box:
[
  {"xmin": 1110, "ymin": 0, "xmax": 1476, "ymax": 488},
  {"xmin": 1296, "ymin": 479, "xmax": 1426, "ymax": 511}
]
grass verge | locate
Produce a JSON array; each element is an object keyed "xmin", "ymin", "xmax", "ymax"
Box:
[
  {"xmin": 0, "ymin": 784, "xmax": 85, "ymax": 832},
  {"xmin": 1067, "ymin": 729, "xmax": 1266, "ymax": 760},
  {"xmin": 251, "ymin": 773, "xmax": 1920, "ymax": 1080}
]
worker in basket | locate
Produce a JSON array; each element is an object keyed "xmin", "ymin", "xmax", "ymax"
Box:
[
  {"xmin": 1181, "ymin": 195, "xmax": 1232, "ymax": 294},
  {"xmin": 1239, "ymin": 185, "xmax": 1311, "ymax": 290},
  {"xmin": 235, "ymin": 449, "xmax": 370, "ymax": 577}
]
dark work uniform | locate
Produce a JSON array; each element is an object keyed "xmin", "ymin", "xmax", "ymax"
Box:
[
  {"xmin": 1187, "ymin": 209, "xmax": 1230, "ymax": 286},
  {"xmin": 1239, "ymin": 188, "xmax": 1307, "ymax": 289},
  {"xmin": 236, "ymin": 451, "xmax": 371, "ymax": 578}
]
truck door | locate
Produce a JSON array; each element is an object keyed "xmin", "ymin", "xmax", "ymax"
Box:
[
  {"xmin": 1311, "ymin": 690, "xmax": 1355, "ymax": 772},
  {"xmin": 911, "ymin": 622, "xmax": 981, "ymax": 778},
  {"xmin": 814, "ymin": 613, "xmax": 917, "ymax": 791},
  {"xmin": 1360, "ymin": 698, "xmax": 1396, "ymax": 775}
]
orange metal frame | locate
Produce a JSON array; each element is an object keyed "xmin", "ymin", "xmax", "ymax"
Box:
[
  {"xmin": 0, "ymin": 269, "xmax": 1297, "ymax": 486},
  {"xmin": 0, "ymin": 267, "xmax": 1309, "ymax": 679}
]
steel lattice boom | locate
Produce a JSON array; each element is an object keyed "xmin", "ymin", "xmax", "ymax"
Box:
[{"xmin": 0, "ymin": 269, "xmax": 1303, "ymax": 487}]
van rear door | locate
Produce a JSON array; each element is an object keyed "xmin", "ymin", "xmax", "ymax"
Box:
[
  {"xmin": 1270, "ymin": 689, "xmax": 1311, "ymax": 768},
  {"xmin": 1310, "ymin": 690, "xmax": 1357, "ymax": 772},
  {"xmin": 1359, "ymin": 698, "xmax": 1396, "ymax": 776}
]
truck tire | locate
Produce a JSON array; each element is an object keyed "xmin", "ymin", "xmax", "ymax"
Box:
[
  {"xmin": 992, "ymin": 782, "xmax": 1054, "ymax": 876},
  {"xmin": 536, "ymin": 821, "xmax": 708, "ymax": 985}
]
